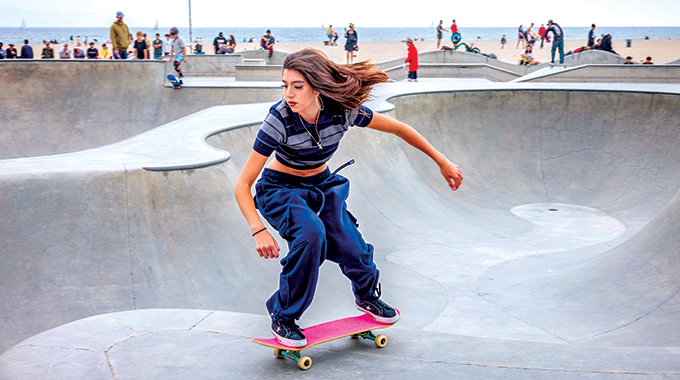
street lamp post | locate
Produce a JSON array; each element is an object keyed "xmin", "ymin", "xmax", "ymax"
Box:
[{"xmin": 188, "ymin": 0, "xmax": 193, "ymax": 49}]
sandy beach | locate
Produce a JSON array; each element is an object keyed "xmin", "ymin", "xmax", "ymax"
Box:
[
  {"xmin": 22, "ymin": 38, "xmax": 680, "ymax": 65},
  {"xmin": 269, "ymin": 38, "xmax": 680, "ymax": 65}
]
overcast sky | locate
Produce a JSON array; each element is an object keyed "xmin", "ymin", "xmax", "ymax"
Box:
[{"xmin": 2, "ymin": 0, "xmax": 679, "ymax": 28}]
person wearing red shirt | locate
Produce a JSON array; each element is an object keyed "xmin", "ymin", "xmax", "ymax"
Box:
[
  {"xmin": 538, "ymin": 24, "xmax": 546, "ymax": 48},
  {"xmin": 450, "ymin": 19, "xmax": 458, "ymax": 35},
  {"xmin": 404, "ymin": 38, "xmax": 419, "ymax": 82}
]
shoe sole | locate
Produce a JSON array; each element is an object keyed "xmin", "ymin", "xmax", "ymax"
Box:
[
  {"xmin": 356, "ymin": 305, "xmax": 400, "ymax": 324},
  {"xmin": 271, "ymin": 329, "xmax": 307, "ymax": 348}
]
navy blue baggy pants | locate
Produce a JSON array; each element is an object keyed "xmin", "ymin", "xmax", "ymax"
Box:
[{"xmin": 255, "ymin": 167, "xmax": 379, "ymax": 323}]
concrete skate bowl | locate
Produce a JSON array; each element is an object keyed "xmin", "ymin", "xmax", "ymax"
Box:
[
  {"xmin": 0, "ymin": 60, "xmax": 281, "ymax": 159},
  {"xmin": 2, "ymin": 87, "xmax": 680, "ymax": 376}
]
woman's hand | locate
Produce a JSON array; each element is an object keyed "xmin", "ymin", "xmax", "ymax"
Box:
[
  {"xmin": 440, "ymin": 159, "xmax": 463, "ymax": 191},
  {"xmin": 254, "ymin": 229, "xmax": 280, "ymax": 259}
]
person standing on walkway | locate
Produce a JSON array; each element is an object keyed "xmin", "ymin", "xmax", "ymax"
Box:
[
  {"xmin": 404, "ymin": 37, "xmax": 419, "ymax": 82},
  {"xmin": 344, "ymin": 23, "xmax": 358, "ymax": 64},
  {"xmin": 110, "ymin": 11, "xmax": 131, "ymax": 59},
  {"xmin": 86, "ymin": 42, "xmax": 99, "ymax": 59},
  {"xmin": 234, "ymin": 48, "xmax": 462, "ymax": 348},
  {"xmin": 133, "ymin": 31, "xmax": 149, "ymax": 60},
  {"xmin": 41, "ymin": 41, "xmax": 54, "ymax": 59},
  {"xmin": 450, "ymin": 19, "xmax": 458, "ymax": 36},
  {"xmin": 20, "ymin": 40, "xmax": 33, "ymax": 59},
  {"xmin": 153, "ymin": 33, "xmax": 163, "ymax": 59},
  {"xmin": 436, "ymin": 20, "xmax": 446, "ymax": 49},
  {"xmin": 516, "ymin": 25, "xmax": 525, "ymax": 49},
  {"xmin": 163, "ymin": 34, "xmax": 172, "ymax": 56},
  {"xmin": 588, "ymin": 24, "xmax": 596, "ymax": 48},
  {"xmin": 545, "ymin": 19, "xmax": 565, "ymax": 64}
]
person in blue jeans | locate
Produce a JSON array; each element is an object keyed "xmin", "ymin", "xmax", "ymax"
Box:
[
  {"xmin": 545, "ymin": 19, "xmax": 565, "ymax": 64},
  {"xmin": 234, "ymin": 48, "xmax": 463, "ymax": 348}
]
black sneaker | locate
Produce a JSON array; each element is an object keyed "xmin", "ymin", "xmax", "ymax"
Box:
[
  {"xmin": 356, "ymin": 297, "xmax": 400, "ymax": 324},
  {"xmin": 271, "ymin": 320, "xmax": 307, "ymax": 348}
]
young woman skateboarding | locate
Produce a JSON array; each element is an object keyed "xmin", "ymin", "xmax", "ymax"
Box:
[{"xmin": 234, "ymin": 48, "xmax": 463, "ymax": 347}]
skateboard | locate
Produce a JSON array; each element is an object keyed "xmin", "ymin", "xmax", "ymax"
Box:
[
  {"xmin": 253, "ymin": 309, "xmax": 400, "ymax": 370},
  {"xmin": 167, "ymin": 74, "xmax": 181, "ymax": 89}
]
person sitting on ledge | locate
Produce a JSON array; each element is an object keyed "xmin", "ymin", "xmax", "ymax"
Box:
[{"xmin": 520, "ymin": 44, "xmax": 539, "ymax": 65}]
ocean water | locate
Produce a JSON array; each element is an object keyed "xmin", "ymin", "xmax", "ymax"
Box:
[{"xmin": 1, "ymin": 26, "xmax": 679, "ymax": 46}]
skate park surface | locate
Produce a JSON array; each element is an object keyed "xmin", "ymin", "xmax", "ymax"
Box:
[{"xmin": 1, "ymin": 56, "xmax": 680, "ymax": 378}]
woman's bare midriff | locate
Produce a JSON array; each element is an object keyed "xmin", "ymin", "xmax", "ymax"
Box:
[{"xmin": 267, "ymin": 158, "xmax": 328, "ymax": 177}]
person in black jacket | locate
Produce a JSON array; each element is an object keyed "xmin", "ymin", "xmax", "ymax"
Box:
[{"xmin": 600, "ymin": 34, "xmax": 616, "ymax": 55}]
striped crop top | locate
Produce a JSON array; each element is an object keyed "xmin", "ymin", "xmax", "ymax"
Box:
[{"xmin": 252, "ymin": 100, "xmax": 374, "ymax": 169}]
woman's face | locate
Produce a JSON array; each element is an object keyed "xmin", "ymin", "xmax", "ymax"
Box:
[{"xmin": 282, "ymin": 69, "xmax": 319, "ymax": 117}]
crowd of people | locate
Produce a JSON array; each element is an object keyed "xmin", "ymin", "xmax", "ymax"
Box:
[
  {"xmin": 0, "ymin": 15, "xmax": 659, "ymax": 67},
  {"xmin": 513, "ymin": 20, "xmax": 565, "ymax": 65},
  {"xmin": 512, "ymin": 21, "xmax": 653, "ymax": 65}
]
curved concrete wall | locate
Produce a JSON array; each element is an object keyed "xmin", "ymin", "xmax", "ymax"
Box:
[
  {"xmin": 0, "ymin": 60, "xmax": 165, "ymax": 159},
  {"xmin": 519, "ymin": 64, "xmax": 680, "ymax": 83},
  {"xmin": 0, "ymin": 61, "xmax": 281, "ymax": 159},
  {"xmin": 2, "ymin": 87, "xmax": 680, "ymax": 353}
]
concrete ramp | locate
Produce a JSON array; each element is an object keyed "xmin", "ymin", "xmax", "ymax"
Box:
[
  {"xmin": 2, "ymin": 81, "xmax": 680, "ymax": 378},
  {"xmin": 0, "ymin": 61, "xmax": 281, "ymax": 159},
  {"xmin": 516, "ymin": 64, "xmax": 680, "ymax": 83}
]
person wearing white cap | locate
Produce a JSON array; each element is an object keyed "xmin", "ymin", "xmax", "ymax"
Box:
[{"xmin": 110, "ymin": 11, "xmax": 131, "ymax": 59}]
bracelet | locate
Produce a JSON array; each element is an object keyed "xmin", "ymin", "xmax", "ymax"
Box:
[{"xmin": 252, "ymin": 227, "xmax": 267, "ymax": 236}]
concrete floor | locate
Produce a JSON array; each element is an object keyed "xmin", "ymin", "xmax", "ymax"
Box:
[{"xmin": 1, "ymin": 78, "xmax": 680, "ymax": 378}]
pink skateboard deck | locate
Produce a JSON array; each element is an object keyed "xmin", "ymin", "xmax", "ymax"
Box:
[{"xmin": 252, "ymin": 309, "xmax": 400, "ymax": 370}]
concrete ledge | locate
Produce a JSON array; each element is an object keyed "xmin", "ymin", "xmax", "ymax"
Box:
[
  {"xmin": 165, "ymin": 54, "xmax": 244, "ymax": 76},
  {"xmin": 238, "ymin": 49, "xmax": 289, "ymax": 65},
  {"xmin": 418, "ymin": 63, "xmax": 520, "ymax": 82},
  {"xmin": 235, "ymin": 65, "xmax": 282, "ymax": 81},
  {"xmin": 243, "ymin": 59, "xmax": 267, "ymax": 65},
  {"xmin": 518, "ymin": 64, "xmax": 680, "ymax": 83}
]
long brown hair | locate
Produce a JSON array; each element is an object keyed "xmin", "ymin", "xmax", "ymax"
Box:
[{"xmin": 282, "ymin": 48, "xmax": 389, "ymax": 110}]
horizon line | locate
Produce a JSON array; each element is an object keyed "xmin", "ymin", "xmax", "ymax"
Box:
[{"xmin": 2, "ymin": 25, "xmax": 680, "ymax": 29}]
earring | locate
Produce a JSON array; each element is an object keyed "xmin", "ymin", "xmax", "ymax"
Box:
[{"xmin": 315, "ymin": 95, "xmax": 325, "ymax": 111}]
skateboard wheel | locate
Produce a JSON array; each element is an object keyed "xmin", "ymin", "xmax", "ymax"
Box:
[
  {"xmin": 374, "ymin": 334, "xmax": 387, "ymax": 348},
  {"xmin": 274, "ymin": 348, "xmax": 284, "ymax": 358},
  {"xmin": 298, "ymin": 356, "xmax": 312, "ymax": 370},
  {"xmin": 351, "ymin": 334, "xmax": 359, "ymax": 339}
]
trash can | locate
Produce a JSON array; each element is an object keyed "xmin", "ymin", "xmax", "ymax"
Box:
[{"xmin": 626, "ymin": 39, "xmax": 632, "ymax": 48}]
